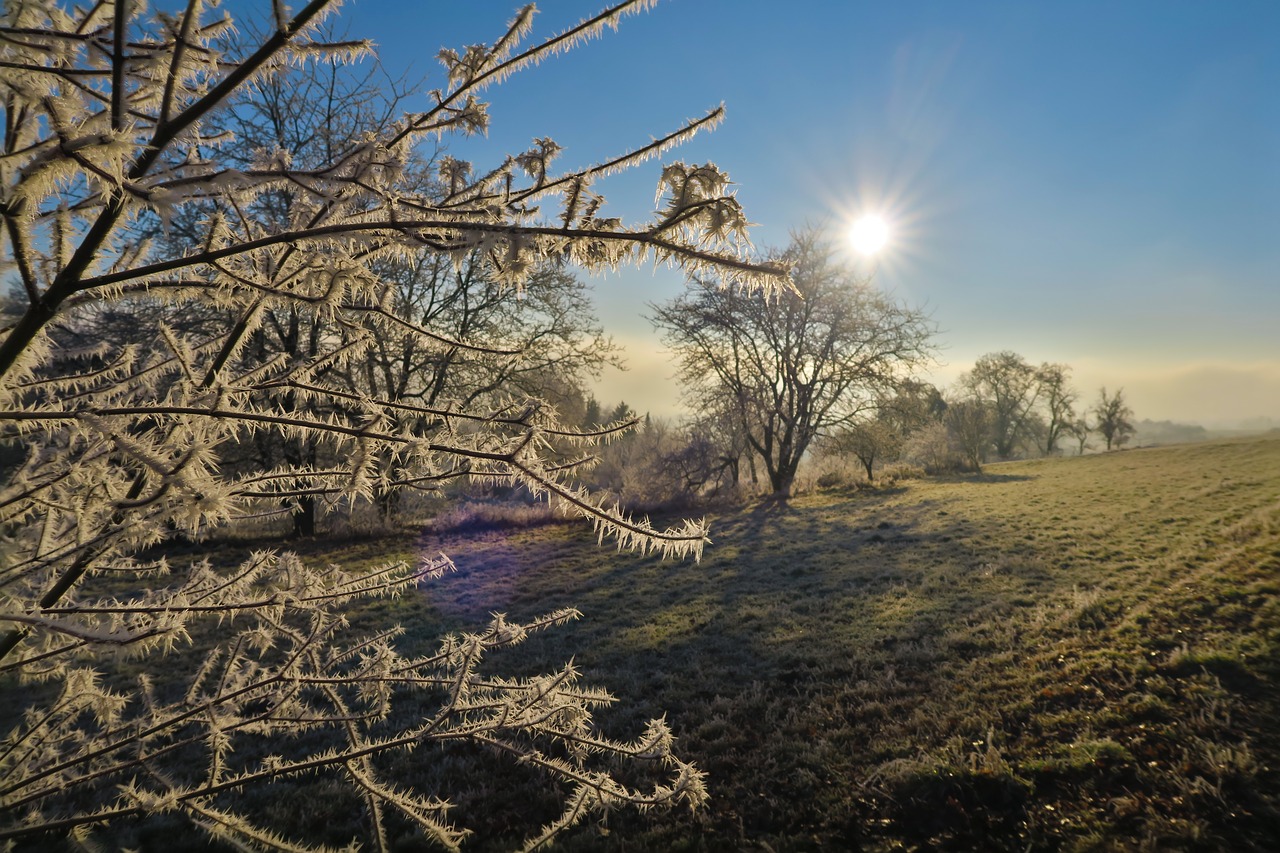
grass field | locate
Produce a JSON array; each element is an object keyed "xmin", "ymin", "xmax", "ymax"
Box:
[
  {"xmin": 33, "ymin": 435, "xmax": 1280, "ymax": 851},
  {"xmin": 242, "ymin": 433, "xmax": 1278, "ymax": 851}
]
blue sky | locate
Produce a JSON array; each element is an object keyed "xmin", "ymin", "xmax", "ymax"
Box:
[{"xmin": 340, "ymin": 0, "xmax": 1279, "ymax": 427}]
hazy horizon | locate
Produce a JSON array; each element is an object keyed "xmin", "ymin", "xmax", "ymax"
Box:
[{"xmin": 587, "ymin": 322, "xmax": 1280, "ymax": 432}]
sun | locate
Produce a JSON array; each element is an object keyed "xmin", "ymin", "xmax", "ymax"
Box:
[{"xmin": 849, "ymin": 214, "xmax": 891, "ymax": 255}]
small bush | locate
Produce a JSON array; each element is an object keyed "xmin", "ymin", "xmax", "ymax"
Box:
[
  {"xmin": 816, "ymin": 470, "xmax": 848, "ymax": 489},
  {"xmin": 902, "ymin": 421, "xmax": 973, "ymax": 474},
  {"xmin": 878, "ymin": 462, "xmax": 926, "ymax": 485}
]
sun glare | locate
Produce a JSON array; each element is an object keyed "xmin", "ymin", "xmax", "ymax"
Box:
[{"xmin": 850, "ymin": 215, "xmax": 890, "ymax": 255}]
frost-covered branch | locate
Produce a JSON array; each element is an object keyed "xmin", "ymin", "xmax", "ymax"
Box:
[{"xmin": 0, "ymin": 0, "xmax": 779, "ymax": 847}]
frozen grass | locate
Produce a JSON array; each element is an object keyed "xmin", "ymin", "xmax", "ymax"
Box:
[
  {"xmin": 289, "ymin": 434, "xmax": 1280, "ymax": 850},
  {"xmin": 34, "ymin": 435, "xmax": 1280, "ymax": 850}
]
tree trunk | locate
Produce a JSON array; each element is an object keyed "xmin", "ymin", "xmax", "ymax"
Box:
[
  {"xmin": 287, "ymin": 439, "xmax": 318, "ymax": 538},
  {"xmin": 771, "ymin": 477, "xmax": 792, "ymax": 499},
  {"xmin": 291, "ymin": 495, "xmax": 316, "ymax": 538},
  {"xmin": 769, "ymin": 460, "xmax": 797, "ymax": 499},
  {"xmin": 376, "ymin": 485, "xmax": 400, "ymax": 524}
]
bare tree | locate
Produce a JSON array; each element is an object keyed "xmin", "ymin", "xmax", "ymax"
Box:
[
  {"xmin": 830, "ymin": 379, "xmax": 947, "ymax": 480},
  {"xmin": 683, "ymin": 398, "xmax": 757, "ymax": 491},
  {"xmin": 652, "ymin": 229, "xmax": 935, "ymax": 498},
  {"xmin": 827, "ymin": 417, "xmax": 900, "ymax": 481},
  {"xmin": 340, "ymin": 253, "xmax": 621, "ymax": 521},
  {"xmin": 1094, "ymin": 387, "xmax": 1136, "ymax": 451},
  {"xmin": 1069, "ymin": 415, "xmax": 1093, "ymax": 455},
  {"xmin": 578, "ymin": 415, "xmax": 731, "ymax": 509},
  {"xmin": 194, "ymin": 36, "xmax": 418, "ymax": 537},
  {"xmin": 0, "ymin": 2, "xmax": 785, "ymax": 849},
  {"xmin": 144, "ymin": 26, "xmax": 621, "ymax": 534},
  {"xmin": 944, "ymin": 395, "xmax": 993, "ymax": 472},
  {"xmin": 960, "ymin": 351, "xmax": 1043, "ymax": 459},
  {"xmin": 1037, "ymin": 362, "xmax": 1078, "ymax": 455}
]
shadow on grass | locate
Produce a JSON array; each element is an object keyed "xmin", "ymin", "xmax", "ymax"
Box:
[
  {"xmin": 949, "ymin": 471, "xmax": 1037, "ymax": 484},
  {"xmin": 103, "ymin": 438, "xmax": 1280, "ymax": 852},
  {"xmin": 415, "ymin": 470, "xmax": 1280, "ymax": 851}
]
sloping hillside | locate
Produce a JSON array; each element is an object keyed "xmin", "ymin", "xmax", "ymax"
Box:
[
  {"xmin": 277, "ymin": 434, "xmax": 1274, "ymax": 850},
  {"xmin": 68, "ymin": 436, "xmax": 1280, "ymax": 850}
]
